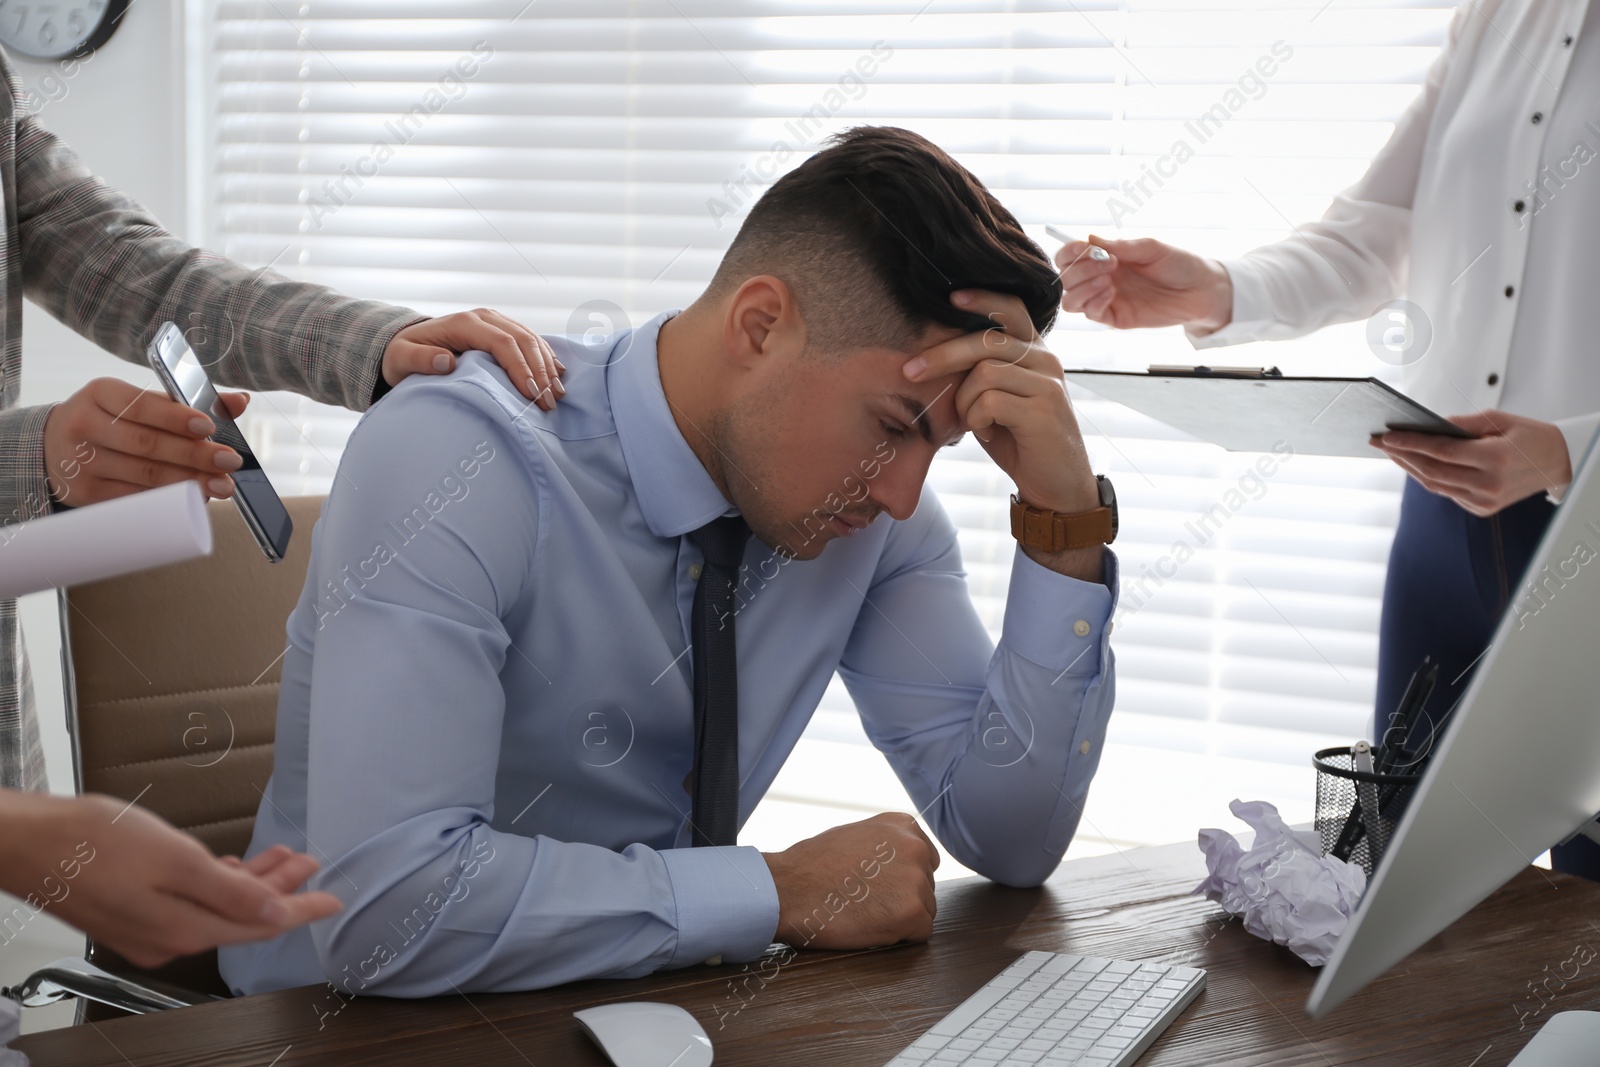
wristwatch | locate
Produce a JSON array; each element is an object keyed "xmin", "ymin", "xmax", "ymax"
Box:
[{"xmin": 1010, "ymin": 475, "xmax": 1118, "ymax": 552}]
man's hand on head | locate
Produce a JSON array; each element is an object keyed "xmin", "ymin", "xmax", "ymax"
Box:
[
  {"xmin": 902, "ymin": 290, "xmax": 1104, "ymax": 582},
  {"xmin": 381, "ymin": 309, "xmax": 566, "ymax": 410}
]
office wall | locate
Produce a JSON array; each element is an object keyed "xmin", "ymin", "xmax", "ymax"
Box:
[{"xmin": 11, "ymin": 0, "xmax": 188, "ymax": 794}]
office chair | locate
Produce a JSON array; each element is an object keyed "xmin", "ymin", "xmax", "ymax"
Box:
[{"xmin": 5, "ymin": 495, "xmax": 325, "ymax": 1022}]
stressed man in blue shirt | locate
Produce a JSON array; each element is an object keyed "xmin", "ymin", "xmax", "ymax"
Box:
[{"xmin": 220, "ymin": 126, "xmax": 1120, "ymax": 999}]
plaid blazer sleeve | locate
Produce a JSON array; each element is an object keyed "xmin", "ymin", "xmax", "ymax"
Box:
[
  {"xmin": 10, "ymin": 78, "xmax": 428, "ymax": 417},
  {"xmin": 0, "ymin": 403, "xmax": 53, "ymax": 525}
]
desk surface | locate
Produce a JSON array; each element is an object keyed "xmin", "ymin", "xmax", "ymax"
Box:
[{"xmin": 16, "ymin": 837, "xmax": 1593, "ymax": 1066}]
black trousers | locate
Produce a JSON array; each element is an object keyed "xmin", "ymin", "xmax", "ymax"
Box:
[{"xmin": 1375, "ymin": 477, "xmax": 1600, "ymax": 879}]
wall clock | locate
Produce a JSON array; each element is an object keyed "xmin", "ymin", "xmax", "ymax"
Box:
[{"xmin": 0, "ymin": 0, "xmax": 130, "ymax": 61}]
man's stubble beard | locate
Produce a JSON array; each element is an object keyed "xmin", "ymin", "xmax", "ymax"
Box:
[{"xmin": 711, "ymin": 387, "xmax": 824, "ymax": 562}]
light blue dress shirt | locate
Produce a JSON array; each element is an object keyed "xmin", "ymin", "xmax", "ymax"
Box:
[{"xmin": 219, "ymin": 311, "xmax": 1118, "ymax": 998}]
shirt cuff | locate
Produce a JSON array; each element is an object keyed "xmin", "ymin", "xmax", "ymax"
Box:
[
  {"xmin": 659, "ymin": 844, "xmax": 779, "ymax": 968},
  {"xmin": 1000, "ymin": 546, "xmax": 1119, "ymax": 675},
  {"xmin": 1185, "ymin": 257, "xmax": 1274, "ymax": 350},
  {"xmin": 1549, "ymin": 413, "xmax": 1600, "ymax": 504}
]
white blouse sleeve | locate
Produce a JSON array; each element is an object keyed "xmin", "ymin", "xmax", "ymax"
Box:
[{"xmin": 1189, "ymin": 2, "xmax": 1473, "ymax": 349}]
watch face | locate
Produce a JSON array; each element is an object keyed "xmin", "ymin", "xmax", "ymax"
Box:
[
  {"xmin": 0, "ymin": 0, "xmax": 128, "ymax": 61},
  {"xmin": 1097, "ymin": 475, "xmax": 1119, "ymax": 541}
]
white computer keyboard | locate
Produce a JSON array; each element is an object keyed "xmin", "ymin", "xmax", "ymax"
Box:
[{"xmin": 883, "ymin": 951, "xmax": 1205, "ymax": 1066}]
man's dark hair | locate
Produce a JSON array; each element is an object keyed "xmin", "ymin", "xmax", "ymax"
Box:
[{"xmin": 707, "ymin": 126, "xmax": 1061, "ymax": 355}]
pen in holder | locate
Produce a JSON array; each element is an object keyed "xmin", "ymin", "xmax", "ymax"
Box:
[
  {"xmin": 1313, "ymin": 745, "xmax": 1425, "ymax": 878},
  {"xmin": 1316, "ymin": 657, "xmax": 1439, "ymax": 877}
]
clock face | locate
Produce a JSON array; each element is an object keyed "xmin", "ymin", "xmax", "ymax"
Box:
[{"xmin": 0, "ymin": 0, "xmax": 129, "ymax": 61}]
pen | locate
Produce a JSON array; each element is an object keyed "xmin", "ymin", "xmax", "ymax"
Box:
[
  {"xmin": 1329, "ymin": 740, "xmax": 1369, "ymax": 862},
  {"xmin": 1403, "ymin": 663, "xmax": 1439, "ymax": 761},
  {"xmin": 1374, "ymin": 657, "xmax": 1431, "ymax": 777},
  {"xmin": 1374, "ymin": 663, "xmax": 1438, "ymax": 817},
  {"xmin": 1353, "ymin": 740, "xmax": 1385, "ymax": 862},
  {"xmin": 1331, "ymin": 735, "xmax": 1392, "ymax": 863},
  {"xmin": 1332, "ymin": 660, "xmax": 1435, "ymax": 861},
  {"xmin": 1044, "ymin": 225, "xmax": 1111, "ymax": 261}
]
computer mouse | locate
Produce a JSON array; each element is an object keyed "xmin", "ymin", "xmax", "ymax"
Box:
[{"xmin": 573, "ymin": 1001, "xmax": 714, "ymax": 1067}]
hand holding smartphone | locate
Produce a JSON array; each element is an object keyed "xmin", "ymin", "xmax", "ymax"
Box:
[{"xmin": 146, "ymin": 322, "xmax": 293, "ymax": 562}]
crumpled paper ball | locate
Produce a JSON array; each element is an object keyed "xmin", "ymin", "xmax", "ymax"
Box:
[{"xmin": 1194, "ymin": 799, "xmax": 1367, "ymax": 966}]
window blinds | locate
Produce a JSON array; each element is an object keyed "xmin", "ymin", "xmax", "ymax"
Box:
[{"xmin": 200, "ymin": 0, "xmax": 1459, "ymax": 846}]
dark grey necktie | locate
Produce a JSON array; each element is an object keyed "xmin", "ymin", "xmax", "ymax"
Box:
[{"xmin": 686, "ymin": 515, "xmax": 750, "ymax": 848}]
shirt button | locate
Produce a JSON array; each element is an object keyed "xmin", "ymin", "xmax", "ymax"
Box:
[
  {"xmin": 689, "ymin": 563, "xmax": 703, "ymax": 580},
  {"xmin": 1565, "ymin": 35, "xmax": 1574, "ymax": 46},
  {"xmin": 1073, "ymin": 619, "xmax": 1092, "ymax": 637},
  {"xmin": 1532, "ymin": 112, "xmax": 1543, "ymax": 124},
  {"xmin": 1487, "ymin": 372, "xmax": 1500, "ymax": 386},
  {"xmin": 1079, "ymin": 740, "xmax": 1092, "ymax": 756},
  {"xmin": 1513, "ymin": 199, "xmax": 1526, "ymax": 213},
  {"xmin": 1505, "ymin": 285, "xmax": 1516, "ymax": 298}
]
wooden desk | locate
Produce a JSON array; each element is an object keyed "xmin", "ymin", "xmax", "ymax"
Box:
[{"xmin": 16, "ymin": 838, "xmax": 1595, "ymax": 1066}]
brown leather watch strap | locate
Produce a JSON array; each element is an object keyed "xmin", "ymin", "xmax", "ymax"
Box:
[{"xmin": 1010, "ymin": 494, "xmax": 1116, "ymax": 552}]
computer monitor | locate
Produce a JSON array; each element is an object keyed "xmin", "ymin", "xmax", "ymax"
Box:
[{"xmin": 1307, "ymin": 429, "xmax": 1600, "ymax": 1019}]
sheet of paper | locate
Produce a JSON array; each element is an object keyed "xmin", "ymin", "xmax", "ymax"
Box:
[
  {"xmin": 0, "ymin": 482, "xmax": 212, "ymax": 598},
  {"xmin": 1195, "ymin": 799, "xmax": 1368, "ymax": 966}
]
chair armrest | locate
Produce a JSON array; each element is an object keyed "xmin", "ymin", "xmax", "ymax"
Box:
[{"xmin": 2, "ymin": 957, "xmax": 217, "ymax": 1014}]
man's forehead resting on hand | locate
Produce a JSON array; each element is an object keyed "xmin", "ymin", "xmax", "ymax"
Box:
[{"xmin": 656, "ymin": 125, "xmax": 1063, "ymax": 560}]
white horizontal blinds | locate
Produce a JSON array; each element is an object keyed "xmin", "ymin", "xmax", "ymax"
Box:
[{"xmin": 203, "ymin": 3, "xmax": 1456, "ymax": 801}]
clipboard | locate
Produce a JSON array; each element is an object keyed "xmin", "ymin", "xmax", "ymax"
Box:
[{"xmin": 1062, "ymin": 365, "xmax": 1476, "ymax": 459}]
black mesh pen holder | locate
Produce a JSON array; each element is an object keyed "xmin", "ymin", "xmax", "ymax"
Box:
[{"xmin": 1313, "ymin": 746, "xmax": 1423, "ymax": 878}]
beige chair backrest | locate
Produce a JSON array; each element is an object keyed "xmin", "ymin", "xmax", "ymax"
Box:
[
  {"xmin": 60, "ymin": 495, "xmax": 324, "ymax": 859},
  {"xmin": 56, "ymin": 494, "xmax": 323, "ymax": 1005}
]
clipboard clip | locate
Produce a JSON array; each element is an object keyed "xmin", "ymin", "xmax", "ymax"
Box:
[{"xmin": 1148, "ymin": 364, "xmax": 1284, "ymax": 379}]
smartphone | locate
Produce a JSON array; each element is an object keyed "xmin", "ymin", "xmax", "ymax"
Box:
[{"xmin": 146, "ymin": 321, "xmax": 293, "ymax": 562}]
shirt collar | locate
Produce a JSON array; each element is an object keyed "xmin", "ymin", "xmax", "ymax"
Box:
[{"xmin": 609, "ymin": 310, "xmax": 739, "ymax": 539}]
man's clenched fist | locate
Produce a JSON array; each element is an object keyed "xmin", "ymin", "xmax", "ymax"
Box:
[{"xmin": 762, "ymin": 812, "xmax": 939, "ymax": 950}]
